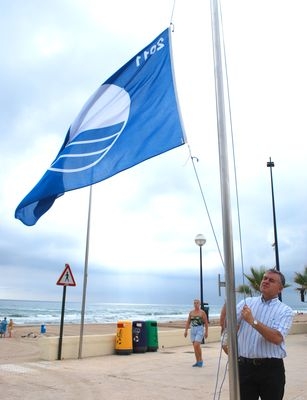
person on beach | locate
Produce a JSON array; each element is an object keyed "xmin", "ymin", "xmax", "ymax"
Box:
[
  {"xmin": 219, "ymin": 303, "xmax": 228, "ymax": 354},
  {"xmin": 0, "ymin": 317, "xmax": 8, "ymax": 338},
  {"xmin": 8, "ymin": 319, "xmax": 14, "ymax": 338},
  {"xmin": 237, "ymin": 268, "xmax": 294, "ymax": 400},
  {"xmin": 184, "ymin": 299, "xmax": 209, "ymax": 367}
]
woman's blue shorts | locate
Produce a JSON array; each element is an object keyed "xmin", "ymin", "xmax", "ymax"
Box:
[{"xmin": 190, "ymin": 325, "xmax": 204, "ymax": 343}]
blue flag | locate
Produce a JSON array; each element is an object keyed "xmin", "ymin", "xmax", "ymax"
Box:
[{"xmin": 15, "ymin": 28, "xmax": 186, "ymax": 226}]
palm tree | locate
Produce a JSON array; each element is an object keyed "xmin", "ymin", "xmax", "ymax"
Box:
[
  {"xmin": 236, "ymin": 284, "xmax": 253, "ymax": 296},
  {"xmin": 294, "ymin": 266, "xmax": 307, "ymax": 302},
  {"xmin": 236, "ymin": 266, "xmax": 266, "ymax": 296},
  {"xmin": 244, "ymin": 266, "xmax": 266, "ymax": 292},
  {"xmin": 236, "ymin": 266, "xmax": 290, "ymax": 296}
]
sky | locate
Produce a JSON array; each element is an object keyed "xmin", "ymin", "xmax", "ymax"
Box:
[{"xmin": 1, "ymin": 0, "xmax": 307, "ymax": 309}]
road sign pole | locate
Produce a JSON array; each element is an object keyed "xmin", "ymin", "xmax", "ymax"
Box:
[
  {"xmin": 56, "ymin": 263, "xmax": 76, "ymax": 360},
  {"xmin": 58, "ymin": 285, "xmax": 67, "ymax": 360}
]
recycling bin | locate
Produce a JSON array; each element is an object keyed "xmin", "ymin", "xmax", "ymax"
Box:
[
  {"xmin": 40, "ymin": 324, "xmax": 46, "ymax": 334},
  {"xmin": 115, "ymin": 320, "xmax": 132, "ymax": 355},
  {"xmin": 132, "ymin": 320, "xmax": 147, "ymax": 353},
  {"xmin": 145, "ymin": 320, "xmax": 158, "ymax": 351},
  {"xmin": 203, "ymin": 303, "xmax": 210, "ymax": 322}
]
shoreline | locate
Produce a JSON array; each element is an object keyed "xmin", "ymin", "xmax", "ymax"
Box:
[
  {"xmin": 6, "ymin": 320, "xmax": 189, "ymax": 339},
  {"xmin": 5, "ymin": 312, "xmax": 307, "ymax": 338}
]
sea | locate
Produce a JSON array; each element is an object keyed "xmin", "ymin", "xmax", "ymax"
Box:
[
  {"xmin": 0, "ymin": 299, "xmax": 306, "ymax": 326},
  {"xmin": 0, "ymin": 300, "xmax": 219, "ymax": 326}
]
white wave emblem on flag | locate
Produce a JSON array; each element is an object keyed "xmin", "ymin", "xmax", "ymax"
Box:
[{"xmin": 49, "ymin": 84, "xmax": 130, "ymax": 173}]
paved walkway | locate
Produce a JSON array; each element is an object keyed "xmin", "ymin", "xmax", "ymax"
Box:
[{"xmin": 0, "ymin": 333, "xmax": 306, "ymax": 399}]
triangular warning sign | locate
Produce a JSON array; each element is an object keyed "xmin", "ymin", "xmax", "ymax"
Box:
[{"xmin": 57, "ymin": 264, "xmax": 76, "ymax": 286}]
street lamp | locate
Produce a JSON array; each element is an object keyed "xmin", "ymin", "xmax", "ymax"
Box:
[
  {"xmin": 267, "ymin": 157, "xmax": 282, "ymax": 301},
  {"xmin": 195, "ymin": 234, "xmax": 206, "ymax": 311}
]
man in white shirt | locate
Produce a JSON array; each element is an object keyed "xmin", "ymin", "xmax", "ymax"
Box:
[{"xmin": 236, "ymin": 268, "xmax": 294, "ymax": 400}]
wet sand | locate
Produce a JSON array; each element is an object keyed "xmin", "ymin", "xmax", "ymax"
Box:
[{"xmin": 0, "ymin": 313, "xmax": 306, "ymax": 364}]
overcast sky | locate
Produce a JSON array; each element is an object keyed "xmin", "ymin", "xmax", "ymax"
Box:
[{"xmin": 1, "ymin": 0, "xmax": 307, "ymax": 308}]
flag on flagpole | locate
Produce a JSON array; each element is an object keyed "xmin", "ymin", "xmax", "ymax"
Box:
[{"xmin": 15, "ymin": 28, "xmax": 186, "ymax": 226}]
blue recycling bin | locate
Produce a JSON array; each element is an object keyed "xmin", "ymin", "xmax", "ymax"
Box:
[
  {"xmin": 40, "ymin": 324, "xmax": 46, "ymax": 334},
  {"xmin": 132, "ymin": 321, "xmax": 147, "ymax": 353}
]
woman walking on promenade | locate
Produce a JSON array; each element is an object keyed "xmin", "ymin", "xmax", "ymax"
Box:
[{"xmin": 184, "ymin": 299, "xmax": 209, "ymax": 367}]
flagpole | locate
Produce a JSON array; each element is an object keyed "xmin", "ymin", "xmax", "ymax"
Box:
[
  {"xmin": 210, "ymin": 0, "xmax": 240, "ymax": 398},
  {"xmin": 78, "ymin": 185, "xmax": 93, "ymax": 359}
]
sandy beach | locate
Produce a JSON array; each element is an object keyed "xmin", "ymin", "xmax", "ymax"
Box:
[
  {"xmin": 0, "ymin": 320, "xmax": 181, "ymax": 363},
  {"xmin": 0, "ymin": 313, "xmax": 306, "ymax": 364},
  {"xmin": 0, "ymin": 320, "xmax": 188, "ymax": 364}
]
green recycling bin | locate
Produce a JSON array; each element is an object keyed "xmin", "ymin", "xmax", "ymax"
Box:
[{"xmin": 145, "ymin": 320, "xmax": 158, "ymax": 352}]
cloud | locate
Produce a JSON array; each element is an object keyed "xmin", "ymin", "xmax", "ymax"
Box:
[{"xmin": 1, "ymin": 0, "xmax": 307, "ymax": 309}]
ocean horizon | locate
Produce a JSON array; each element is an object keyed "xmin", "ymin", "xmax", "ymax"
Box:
[
  {"xmin": 0, "ymin": 298, "xmax": 306, "ymax": 326},
  {"xmin": 0, "ymin": 299, "xmax": 205, "ymax": 326}
]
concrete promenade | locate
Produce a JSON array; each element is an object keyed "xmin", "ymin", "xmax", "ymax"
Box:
[{"xmin": 0, "ymin": 333, "xmax": 306, "ymax": 400}]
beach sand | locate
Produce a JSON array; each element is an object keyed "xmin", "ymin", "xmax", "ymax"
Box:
[
  {"xmin": 0, "ymin": 314, "xmax": 306, "ymax": 399},
  {"xmin": 0, "ymin": 320, "xmax": 189, "ymax": 364},
  {"xmin": 0, "ymin": 313, "xmax": 306, "ymax": 364}
]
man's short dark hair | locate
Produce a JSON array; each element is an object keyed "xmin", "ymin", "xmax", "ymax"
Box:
[{"xmin": 266, "ymin": 268, "xmax": 286, "ymax": 287}]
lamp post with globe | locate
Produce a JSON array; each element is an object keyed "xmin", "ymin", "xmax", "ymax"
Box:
[
  {"xmin": 194, "ymin": 234, "xmax": 206, "ymax": 311},
  {"xmin": 267, "ymin": 157, "xmax": 282, "ymax": 301}
]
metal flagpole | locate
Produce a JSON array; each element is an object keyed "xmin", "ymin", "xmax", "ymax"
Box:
[
  {"xmin": 78, "ymin": 185, "xmax": 93, "ymax": 359},
  {"xmin": 210, "ymin": 0, "xmax": 241, "ymax": 398}
]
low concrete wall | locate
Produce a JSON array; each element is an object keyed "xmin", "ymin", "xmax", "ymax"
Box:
[
  {"xmin": 289, "ymin": 323, "xmax": 307, "ymax": 335},
  {"xmin": 38, "ymin": 326, "xmax": 221, "ymax": 361},
  {"xmin": 158, "ymin": 326, "xmax": 221, "ymax": 349},
  {"xmin": 38, "ymin": 323, "xmax": 307, "ymax": 361},
  {"xmin": 39, "ymin": 334, "xmax": 116, "ymax": 360}
]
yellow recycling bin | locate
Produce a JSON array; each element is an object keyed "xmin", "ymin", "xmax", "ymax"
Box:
[{"xmin": 115, "ymin": 320, "xmax": 132, "ymax": 355}]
